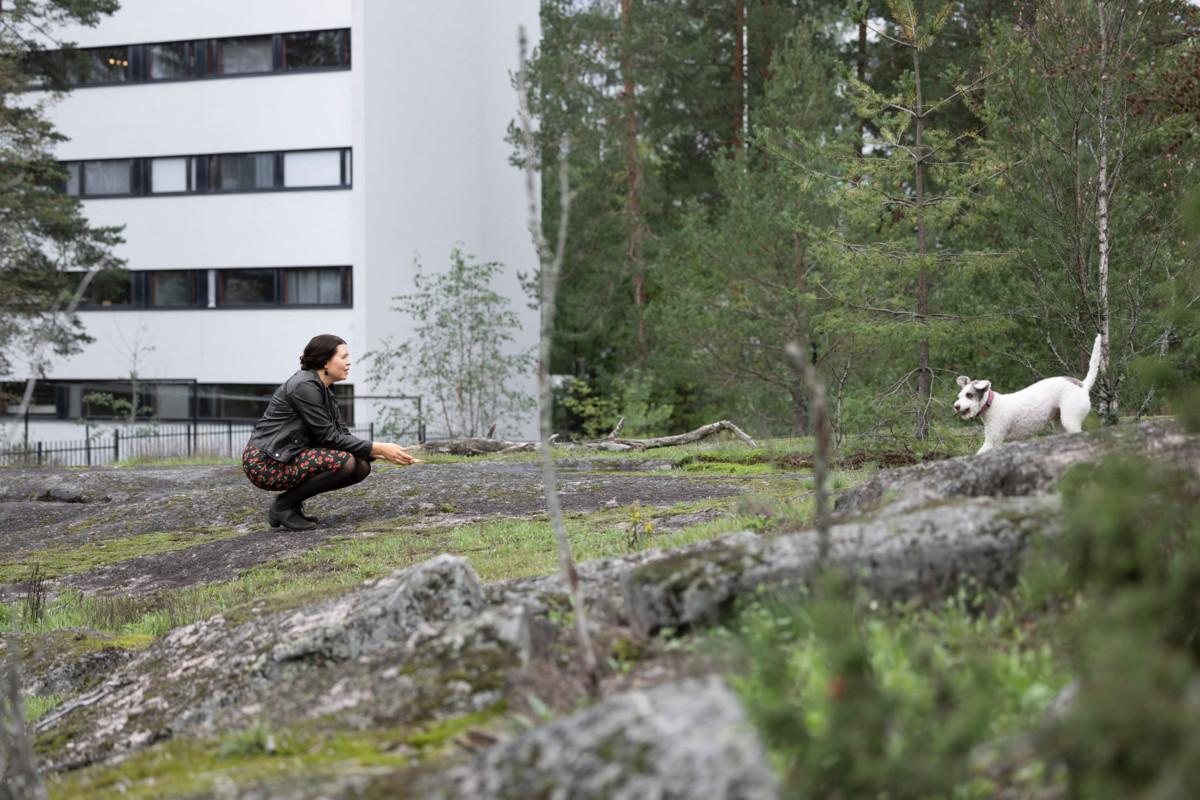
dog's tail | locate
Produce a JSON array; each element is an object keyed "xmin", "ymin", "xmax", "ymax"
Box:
[{"xmin": 1082, "ymin": 334, "xmax": 1104, "ymax": 393}]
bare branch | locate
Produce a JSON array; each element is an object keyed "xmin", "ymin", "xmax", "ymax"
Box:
[{"xmin": 516, "ymin": 26, "xmax": 599, "ymax": 696}]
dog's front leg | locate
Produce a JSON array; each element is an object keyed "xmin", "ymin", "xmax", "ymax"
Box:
[{"xmin": 976, "ymin": 438, "xmax": 995, "ymax": 455}]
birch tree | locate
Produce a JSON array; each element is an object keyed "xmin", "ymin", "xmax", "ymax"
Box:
[{"xmin": 981, "ymin": 0, "xmax": 1193, "ymax": 419}]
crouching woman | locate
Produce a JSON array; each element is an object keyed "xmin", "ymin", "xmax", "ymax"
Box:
[{"xmin": 242, "ymin": 334, "xmax": 418, "ymax": 530}]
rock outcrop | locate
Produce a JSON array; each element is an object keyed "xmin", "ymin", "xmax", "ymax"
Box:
[
  {"xmin": 34, "ymin": 556, "xmax": 526, "ymax": 771},
  {"xmin": 413, "ymin": 676, "xmax": 780, "ymax": 800},
  {"xmin": 835, "ymin": 418, "xmax": 1195, "ymax": 517},
  {"xmin": 622, "ymin": 495, "xmax": 1058, "ymax": 635},
  {"xmin": 23, "ymin": 419, "xmax": 1199, "ymax": 797}
]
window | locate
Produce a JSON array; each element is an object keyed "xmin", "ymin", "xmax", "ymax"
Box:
[
  {"xmin": 211, "ymin": 153, "xmax": 276, "ymax": 191},
  {"xmin": 219, "ymin": 269, "xmax": 276, "ymax": 305},
  {"xmin": 75, "ymin": 269, "xmax": 133, "ymax": 307},
  {"xmin": 153, "ymin": 384, "xmax": 192, "ymax": 418},
  {"xmin": 83, "ymin": 160, "xmax": 134, "ymax": 195},
  {"xmin": 64, "ymin": 163, "xmax": 81, "ymax": 196},
  {"xmin": 150, "ymin": 158, "xmax": 189, "ymax": 193},
  {"xmin": 148, "ymin": 271, "xmax": 196, "ymax": 306},
  {"xmin": 147, "ymin": 42, "xmax": 191, "ymax": 80},
  {"xmin": 216, "ymin": 36, "xmax": 274, "ymax": 75},
  {"xmin": 28, "ymin": 29, "xmax": 349, "ymax": 88},
  {"xmin": 75, "ymin": 47, "xmax": 131, "ymax": 84},
  {"xmin": 282, "ymin": 30, "xmax": 346, "ymax": 70},
  {"xmin": 203, "ymin": 384, "xmax": 275, "ymax": 420},
  {"xmin": 283, "ymin": 268, "xmax": 347, "ymax": 305},
  {"xmin": 59, "ymin": 148, "xmax": 348, "ymax": 198},
  {"xmin": 1, "ymin": 382, "xmax": 56, "ymax": 417},
  {"xmin": 283, "ymin": 150, "xmax": 341, "ymax": 188}
]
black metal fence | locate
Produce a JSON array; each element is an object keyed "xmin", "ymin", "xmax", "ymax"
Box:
[{"xmin": 0, "ymin": 422, "xmax": 376, "ymax": 467}]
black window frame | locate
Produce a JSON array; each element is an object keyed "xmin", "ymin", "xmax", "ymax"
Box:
[
  {"xmin": 69, "ymin": 267, "xmax": 350, "ymax": 310},
  {"xmin": 78, "ymin": 158, "xmax": 139, "ymax": 198},
  {"xmin": 280, "ymin": 266, "xmax": 353, "ymax": 307},
  {"xmin": 24, "ymin": 28, "xmax": 350, "ymax": 89},
  {"xmin": 217, "ymin": 266, "xmax": 352, "ymax": 309},
  {"xmin": 147, "ymin": 155, "xmax": 193, "ymax": 195},
  {"xmin": 144, "ymin": 40, "xmax": 197, "ymax": 82},
  {"xmin": 59, "ymin": 147, "xmax": 351, "ymax": 199},
  {"xmin": 215, "ymin": 268, "xmax": 279, "ymax": 308},
  {"xmin": 146, "ymin": 270, "xmax": 202, "ymax": 308}
]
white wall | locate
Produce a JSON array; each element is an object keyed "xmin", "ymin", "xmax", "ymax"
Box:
[
  {"xmin": 34, "ymin": 0, "xmax": 350, "ymax": 48},
  {"xmin": 79, "ymin": 191, "xmax": 353, "ymax": 269},
  {"xmin": 353, "ymin": 0, "xmax": 541, "ymax": 439},
  {"xmin": 47, "ymin": 72, "xmax": 352, "ymax": 161},
  {"xmin": 49, "ymin": 307, "xmax": 357, "ymax": 383}
]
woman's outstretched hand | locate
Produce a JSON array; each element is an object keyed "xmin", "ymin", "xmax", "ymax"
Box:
[{"xmin": 372, "ymin": 442, "xmax": 422, "ymax": 466}]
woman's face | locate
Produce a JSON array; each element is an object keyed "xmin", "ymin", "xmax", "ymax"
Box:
[{"xmin": 322, "ymin": 344, "xmax": 351, "ymax": 382}]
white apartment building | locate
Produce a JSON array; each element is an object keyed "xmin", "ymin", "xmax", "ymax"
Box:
[{"xmin": 8, "ymin": 0, "xmax": 541, "ymax": 443}]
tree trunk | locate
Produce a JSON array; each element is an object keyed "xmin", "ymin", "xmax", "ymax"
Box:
[
  {"xmin": 1096, "ymin": 1, "xmax": 1115, "ymax": 419},
  {"xmin": 912, "ymin": 42, "xmax": 931, "ymax": 440},
  {"xmin": 855, "ymin": 18, "xmax": 867, "ymax": 160},
  {"xmin": 790, "ymin": 380, "xmax": 810, "ymax": 436},
  {"xmin": 732, "ymin": 0, "xmax": 746, "ymax": 153},
  {"xmin": 620, "ymin": 0, "xmax": 646, "ymax": 353}
]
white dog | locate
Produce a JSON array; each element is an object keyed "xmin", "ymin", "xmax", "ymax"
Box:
[{"xmin": 953, "ymin": 335, "xmax": 1103, "ymax": 454}]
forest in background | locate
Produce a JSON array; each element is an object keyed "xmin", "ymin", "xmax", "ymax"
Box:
[{"xmin": 523, "ymin": 0, "xmax": 1200, "ymax": 442}]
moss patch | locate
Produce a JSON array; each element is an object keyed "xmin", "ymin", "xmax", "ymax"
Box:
[
  {"xmin": 0, "ymin": 527, "xmax": 248, "ymax": 583},
  {"xmin": 45, "ymin": 708, "xmax": 505, "ymax": 800}
]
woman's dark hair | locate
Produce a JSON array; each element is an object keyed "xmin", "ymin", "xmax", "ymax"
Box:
[{"xmin": 300, "ymin": 334, "xmax": 346, "ymax": 371}]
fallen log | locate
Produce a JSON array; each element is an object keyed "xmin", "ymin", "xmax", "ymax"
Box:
[
  {"xmin": 419, "ymin": 420, "xmax": 757, "ymax": 456},
  {"xmin": 584, "ymin": 419, "xmax": 758, "ymax": 451},
  {"xmin": 418, "ymin": 437, "xmax": 539, "ymax": 455}
]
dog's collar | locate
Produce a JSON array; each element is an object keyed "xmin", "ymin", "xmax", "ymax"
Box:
[{"xmin": 981, "ymin": 390, "xmax": 995, "ymax": 414}]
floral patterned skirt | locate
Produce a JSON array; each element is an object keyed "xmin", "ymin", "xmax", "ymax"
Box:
[{"xmin": 242, "ymin": 445, "xmax": 351, "ymax": 492}]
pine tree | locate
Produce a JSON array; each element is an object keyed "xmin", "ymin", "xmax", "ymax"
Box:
[{"xmin": 0, "ymin": 0, "xmax": 124, "ymax": 387}]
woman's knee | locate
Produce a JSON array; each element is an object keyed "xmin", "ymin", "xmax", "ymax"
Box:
[{"xmin": 345, "ymin": 454, "xmax": 370, "ymax": 483}]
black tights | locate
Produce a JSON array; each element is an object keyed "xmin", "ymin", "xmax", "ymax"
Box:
[{"xmin": 274, "ymin": 455, "xmax": 370, "ymax": 510}]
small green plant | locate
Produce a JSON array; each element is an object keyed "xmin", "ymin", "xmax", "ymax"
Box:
[
  {"xmin": 217, "ymin": 720, "xmax": 287, "ymax": 760},
  {"xmin": 23, "ymin": 693, "xmax": 61, "ymax": 723},
  {"xmin": 20, "ymin": 564, "xmax": 46, "ymax": 625},
  {"xmin": 625, "ymin": 501, "xmax": 654, "ymax": 550},
  {"xmin": 560, "ymin": 378, "xmax": 620, "ymax": 438}
]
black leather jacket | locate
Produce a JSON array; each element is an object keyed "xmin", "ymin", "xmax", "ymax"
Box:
[{"xmin": 246, "ymin": 370, "xmax": 372, "ymax": 463}]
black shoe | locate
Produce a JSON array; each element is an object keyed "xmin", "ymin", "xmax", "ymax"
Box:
[
  {"xmin": 296, "ymin": 504, "xmax": 319, "ymax": 524},
  {"xmin": 268, "ymin": 504, "xmax": 317, "ymax": 531}
]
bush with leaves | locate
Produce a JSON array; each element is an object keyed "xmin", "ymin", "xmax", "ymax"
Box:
[
  {"xmin": 729, "ymin": 573, "xmax": 1066, "ymax": 799},
  {"xmin": 368, "ymin": 247, "xmax": 535, "ymax": 439}
]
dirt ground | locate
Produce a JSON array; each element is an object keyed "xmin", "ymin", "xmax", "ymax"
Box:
[{"xmin": 0, "ymin": 460, "xmax": 802, "ymax": 600}]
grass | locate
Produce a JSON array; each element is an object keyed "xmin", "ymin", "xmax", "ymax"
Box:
[
  {"xmin": 0, "ymin": 527, "xmax": 250, "ymax": 584},
  {"xmin": 45, "ymin": 705, "xmax": 506, "ymax": 799},
  {"xmin": 0, "ymin": 432, "xmax": 879, "ymax": 641},
  {"xmin": 24, "ymin": 693, "xmax": 63, "ymax": 723},
  {"xmin": 113, "ymin": 455, "xmax": 238, "ymax": 467}
]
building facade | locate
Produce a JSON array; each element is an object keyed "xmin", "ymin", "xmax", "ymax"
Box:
[{"xmin": 8, "ymin": 0, "xmax": 541, "ymax": 443}]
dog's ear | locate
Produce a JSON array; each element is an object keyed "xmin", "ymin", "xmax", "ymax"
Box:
[
  {"xmin": 973, "ymin": 380, "xmax": 991, "ymax": 393},
  {"xmin": 956, "ymin": 375, "xmax": 971, "ymax": 388}
]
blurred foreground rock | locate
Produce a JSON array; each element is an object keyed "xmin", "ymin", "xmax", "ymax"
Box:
[
  {"xmin": 413, "ymin": 676, "xmax": 779, "ymax": 800},
  {"xmin": 25, "ymin": 419, "xmax": 1199, "ymax": 797}
]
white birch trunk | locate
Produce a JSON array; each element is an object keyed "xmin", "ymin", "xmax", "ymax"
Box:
[
  {"xmin": 1096, "ymin": 1, "xmax": 1114, "ymax": 416},
  {"xmin": 516, "ymin": 28, "xmax": 600, "ymax": 693}
]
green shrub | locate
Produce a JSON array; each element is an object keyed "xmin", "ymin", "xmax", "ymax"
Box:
[{"xmin": 727, "ymin": 575, "xmax": 1066, "ymax": 798}]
